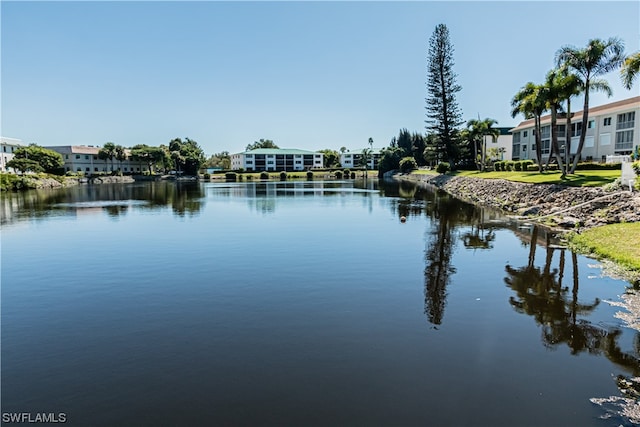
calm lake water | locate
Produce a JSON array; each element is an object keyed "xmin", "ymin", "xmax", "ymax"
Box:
[{"xmin": 2, "ymin": 179, "xmax": 639, "ymax": 426}]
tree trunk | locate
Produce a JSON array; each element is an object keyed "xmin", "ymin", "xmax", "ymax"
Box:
[
  {"xmin": 565, "ymin": 100, "xmax": 572, "ymax": 174},
  {"xmin": 535, "ymin": 115, "xmax": 543, "ymax": 172},
  {"xmin": 569, "ymin": 87, "xmax": 590, "ymax": 174},
  {"xmin": 550, "ymin": 107, "xmax": 566, "ymax": 176}
]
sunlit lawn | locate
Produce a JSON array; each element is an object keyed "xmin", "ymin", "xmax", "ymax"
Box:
[
  {"xmin": 569, "ymin": 223, "xmax": 640, "ymax": 271},
  {"xmin": 449, "ymin": 169, "xmax": 620, "ymax": 187}
]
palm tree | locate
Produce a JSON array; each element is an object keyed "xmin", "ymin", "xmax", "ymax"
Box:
[
  {"xmin": 98, "ymin": 142, "xmax": 116, "ymax": 173},
  {"xmin": 511, "ymin": 82, "xmax": 547, "ymax": 172},
  {"xmin": 621, "ymin": 51, "xmax": 640, "ymax": 90},
  {"xmin": 542, "ymin": 68, "xmax": 581, "ymax": 176},
  {"xmin": 465, "ymin": 118, "xmax": 500, "ymax": 171},
  {"xmin": 115, "ymin": 145, "xmax": 127, "ymax": 173},
  {"xmin": 555, "ymin": 37, "xmax": 625, "ymax": 173}
]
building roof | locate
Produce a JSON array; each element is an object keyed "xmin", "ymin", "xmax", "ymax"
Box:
[
  {"xmin": 510, "ymin": 96, "xmax": 640, "ymax": 132},
  {"xmin": 237, "ymin": 148, "xmax": 321, "ymax": 155}
]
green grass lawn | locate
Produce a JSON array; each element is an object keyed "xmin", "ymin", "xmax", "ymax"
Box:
[
  {"xmin": 449, "ymin": 169, "xmax": 620, "ymax": 187},
  {"xmin": 569, "ymin": 223, "xmax": 640, "ymax": 272}
]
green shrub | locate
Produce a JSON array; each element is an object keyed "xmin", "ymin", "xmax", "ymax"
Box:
[
  {"xmin": 343, "ymin": 169, "xmax": 351, "ymax": 178},
  {"xmin": 545, "ymin": 164, "xmax": 558, "ymax": 171},
  {"xmin": 335, "ymin": 170, "xmax": 343, "ymax": 179},
  {"xmin": 526, "ymin": 164, "xmax": 539, "ymax": 171},
  {"xmin": 399, "ymin": 157, "xmax": 418, "ymax": 173},
  {"xmin": 260, "ymin": 171, "xmax": 270, "ymax": 179},
  {"xmin": 306, "ymin": 171, "xmax": 314, "ymax": 180},
  {"xmin": 521, "ymin": 160, "xmax": 534, "ymax": 170},
  {"xmin": 505, "ymin": 161, "xmax": 515, "ymax": 171},
  {"xmin": 436, "ymin": 162, "xmax": 450, "ymax": 174},
  {"xmin": 493, "ymin": 161, "xmax": 503, "ymax": 171},
  {"xmin": 631, "ymin": 161, "xmax": 640, "ymax": 175},
  {"xmin": 280, "ymin": 171, "xmax": 288, "ymax": 181},
  {"xmin": 575, "ymin": 162, "xmax": 622, "ymax": 170},
  {"xmin": 203, "ymin": 173, "xmax": 211, "ymax": 180},
  {"xmin": 514, "ymin": 161, "xmax": 523, "ymax": 171},
  {"xmin": 225, "ymin": 172, "xmax": 237, "ymax": 181}
]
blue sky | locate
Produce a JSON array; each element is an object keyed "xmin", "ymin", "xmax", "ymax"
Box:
[{"xmin": 2, "ymin": 1, "xmax": 639, "ymax": 155}]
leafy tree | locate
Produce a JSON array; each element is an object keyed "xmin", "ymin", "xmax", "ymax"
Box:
[
  {"xmin": 131, "ymin": 144, "xmax": 167, "ymax": 173},
  {"xmin": 7, "ymin": 158, "xmax": 43, "ymax": 173},
  {"xmin": 411, "ymin": 132, "xmax": 427, "ymax": 166},
  {"xmin": 115, "ymin": 145, "xmax": 127, "ymax": 172},
  {"xmin": 339, "ymin": 146, "xmax": 347, "ymax": 153},
  {"xmin": 204, "ymin": 151, "xmax": 231, "ymax": 170},
  {"xmin": 425, "ymin": 23, "xmax": 464, "ymax": 168},
  {"xmin": 168, "ymin": 137, "xmax": 205, "ymax": 176},
  {"xmin": 318, "ymin": 149, "xmax": 340, "ymax": 168},
  {"xmin": 399, "ymin": 156, "xmax": 418, "ymax": 173},
  {"xmin": 511, "ymin": 82, "xmax": 546, "ymax": 172},
  {"xmin": 12, "ymin": 144, "xmax": 63, "ymax": 173},
  {"xmin": 98, "ymin": 142, "xmax": 116, "ymax": 172},
  {"xmin": 621, "ymin": 51, "xmax": 640, "ymax": 90},
  {"xmin": 556, "ymin": 37, "xmax": 625, "ymax": 173},
  {"xmin": 378, "ymin": 146, "xmax": 405, "ymax": 175},
  {"xmin": 245, "ymin": 139, "xmax": 279, "ymax": 151}
]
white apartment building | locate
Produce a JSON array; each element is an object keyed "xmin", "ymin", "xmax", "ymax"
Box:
[
  {"xmin": 340, "ymin": 148, "xmax": 382, "ymax": 169},
  {"xmin": 46, "ymin": 145, "xmax": 149, "ymax": 174},
  {"xmin": 1, "ymin": 137, "xmax": 24, "ymax": 172},
  {"xmin": 510, "ymin": 96, "xmax": 640, "ymax": 163},
  {"xmin": 231, "ymin": 148, "xmax": 323, "ymax": 172}
]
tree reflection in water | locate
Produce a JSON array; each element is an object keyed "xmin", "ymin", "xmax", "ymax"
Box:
[{"xmin": 505, "ymin": 226, "xmax": 640, "ymax": 424}]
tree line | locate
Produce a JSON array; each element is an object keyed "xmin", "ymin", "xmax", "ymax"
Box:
[{"xmin": 7, "ymin": 138, "xmax": 206, "ymax": 176}]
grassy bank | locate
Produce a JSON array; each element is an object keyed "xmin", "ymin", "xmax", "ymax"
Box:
[
  {"xmin": 451, "ymin": 170, "xmax": 619, "ymax": 187},
  {"xmin": 568, "ymin": 223, "xmax": 640, "ymax": 274}
]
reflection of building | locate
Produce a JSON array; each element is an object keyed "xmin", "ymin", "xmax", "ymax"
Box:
[
  {"xmin": 231, "ymin": 148, "xmax": 323, "ymax": 172},
  {"xmin": 45, "ymin": 145, "xmax": 149, "ymax": 174},
  {"xmin": 1, "ymin": 137, "xmax": 24, "ymax": 172},
  {"xmin": 340, "ymin": 148, "xmax": 382, "ymax": 169},
  {"xmin": 510, "ymin": 96, "xmax": 640, "ymax": 162}
]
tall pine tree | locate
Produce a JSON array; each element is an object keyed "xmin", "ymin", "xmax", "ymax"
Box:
[{"xmin": 425, "ymin": 24, "xmax": 465, "ymax": 168}]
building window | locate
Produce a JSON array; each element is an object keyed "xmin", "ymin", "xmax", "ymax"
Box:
[
  {"xmin": 615, "ymin": 130, "xmax": 634, "ymax": 151},
  {"xmin": 76, "ymin": 154, "xmax": 81, "ymax": 159},
  {"xmin": 557, "ymin": 124, "xmax": 566, "ymax": 135},
  {"xmin": 295, "ymin": 160, "xmax": 302, "ymax": 164},
  {"xmin": 523, "ymin": 131, "xmax": 528, "ymax": 138},
  {"xmin": 2, "ymin": 146, "xmax": 5, "ymax": 152},
  {"xmin": 512, "ymin": 144, "xmax": 520, "ymax": 158},
  {"xmin": 85, "ymin": 155, "xmax": 89, "ymax": 160},
  {"xmin": 588, "ymin": 120, "xmax": 595, "ymax": 129},
  {"xmin": 93, "ymin": 155, "xmax": 98, "ymax": 160},
  {"xmin": 571, "ymin": 122, "xmax": 582, "ymax": 137},
  {"xmin": 617, "ymin": 112, "xmax": 635, "ymax": 130},
  {"xmin": 65, "ymin": 154, "xmax": 69, "ymax": 159},
  {"xmin": 604, "ymin": 117, "xmax": 612, "ymax": 126},
  {"xmin": 513, "ymin": 132, "xmax": 521, "ymax": 143}
]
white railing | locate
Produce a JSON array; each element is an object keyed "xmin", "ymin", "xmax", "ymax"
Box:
[{"xmin": 606, "ymin": 155, "xmax": 632, "ymax": 163}]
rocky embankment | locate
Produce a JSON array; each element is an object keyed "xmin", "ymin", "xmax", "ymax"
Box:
[{"xmin": 398, "ymin": 173, "xmax": 640, "ymax": 230}]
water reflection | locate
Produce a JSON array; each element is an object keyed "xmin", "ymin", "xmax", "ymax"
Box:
[
  {"xmin": 504, "ymin": 225, "xmax": 640, "ymax": 424},
  {"xmin": 0, "ymin": 181, "xmax": 205, "ymax": 224}
]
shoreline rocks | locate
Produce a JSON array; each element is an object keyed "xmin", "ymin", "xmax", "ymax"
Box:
[{"xmin": 397, "ymin": 173, "xmax": 640, "ymax": 230}]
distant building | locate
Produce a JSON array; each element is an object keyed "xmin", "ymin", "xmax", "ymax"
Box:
[
  {"xmin": 231, "ymin": 148, "xmax": 323, "ymax": 172},
  {"xmin": 46, "ymin": 145, "xmax": 149, "ymax": 174},
  {"xmin": 488, "ymin": 128, "xmax": 513, "ymax": 162},
  {"xmin": 1, "ymin": 137, "xmax": 24, "ymax": 173},
  {"xmin": 510, "ymin": 96, "xmax": 639, "ymax": 163},
  {"xmin": 340, "ymin": 148, "xmax": 382, "ymax": 170}
]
